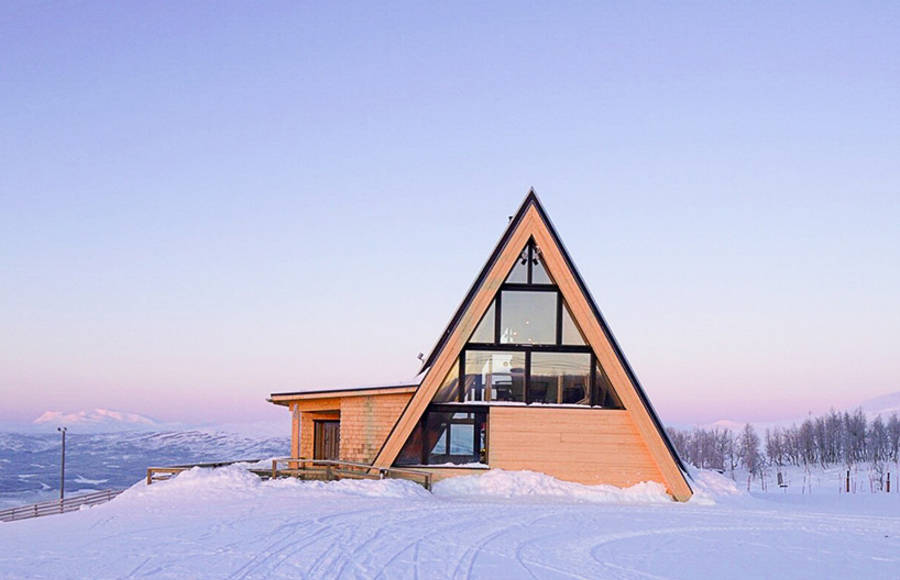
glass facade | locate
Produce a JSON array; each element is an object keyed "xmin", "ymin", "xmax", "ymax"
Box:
[
  {"xmin": 499, "ymin": 290, "xmax": 557, "ymax": 345},
  {"xmin": 395, "ymin": 408, "xmax": 487, "ymax": 465},
  {"xmin": 531, "ymin": 251, "xmax": 552, "ymax": 284},
  {"xmin": 432, "ymin": 358, "xmax": 461, "ymax": 403},
  {"xmin": 463, "ymin": 350, "xmax": 526, "ymax": 402},
  {"xmin": 506, "ymin": 248, "xmax": 529, "ymax": 283},
  {"xmin": 397, "ymin": 237, "xmax": 627, "ymax": 466},
  {"xmin": 469, "ymin": 302, "xmax": 495, "ymax": 343},
  {"xmin": 529, "ymin": 352, "xmax": 591, "ymax": 405},
  {"xmin": 561, "ymin": 303, "xmax": 586, "ymax": 345},
  {"xmin": 593, "ymin": 361, "xmax": 624, "ymax": 409}
]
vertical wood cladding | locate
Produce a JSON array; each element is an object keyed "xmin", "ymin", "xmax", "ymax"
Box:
[{"xmin": 339, "ymin": 393, "xmax": 413, "ymax": 463}]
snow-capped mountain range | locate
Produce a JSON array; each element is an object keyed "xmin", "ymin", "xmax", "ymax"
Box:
[
  {"xmin": 858, "ymin": 391, "xmax": 900, "ymax": 418},
  {"xmin": 32, "ymin": 408, "xmax": 160, "ymax": 431},
  {"xmin": 676, "ymin": 390, "xmax": 900, "ymax": 431}
]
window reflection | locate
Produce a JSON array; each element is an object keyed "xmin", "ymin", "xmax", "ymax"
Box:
[
  {"xmin": 464, "ymin": 350, "xmax": 525, "ymax": 402},
  {"xmin": 529, "ymin": 352, "xmax": 591, "ymax": 405},
  {"xmin": 396, "ymin": 409, "xmax": 486, "ymax": 465},
  {"xmin": 432, "ymin": 358, "xmax": 460, "ymax": 402},
  {"xmin": 532, "ymin": 251, "xmax": 552, "ymax": 284},
  {"xmin": 506, "ymin": 248, "xmax": 529, "ymax": 283},
  {"xmin": 469, "ymin": 302, "xmax": 495, "ymax": 343},
  {"xmin": 594, "ymin": 362, "xmax": 624, "ymax": 408},
  {"xmin": 561, "ymin": 302, "xmax": 586, "ymax": 345},
  {"xmin": 499, "ymin": 291, "xmax": 556, "ymax": 345}
]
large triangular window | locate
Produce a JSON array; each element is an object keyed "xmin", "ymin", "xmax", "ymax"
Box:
[
  {"xmin": 396, "ymin": 237, "xmax": 625, "ymax": 466},
  {"xmin": 457, "ymin": 238, "xmax": 624, "ymax": 408}
]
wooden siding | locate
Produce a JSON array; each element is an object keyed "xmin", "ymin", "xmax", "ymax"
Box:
[
  {"xmin": 488, "ymin": 407, "xmax": 665, "ymax": 489},
  {"xmin": 339, "ymin": 393, "xmax": 412, "ymax": 463}
]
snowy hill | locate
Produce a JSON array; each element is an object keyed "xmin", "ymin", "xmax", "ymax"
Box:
[
  {"xmin": 31, "ymin": 408, "xmax": 162, "ymax": 432},
  {"xmin": 859, "ymin": 391, "xmax": 900, "ymax": 419}
]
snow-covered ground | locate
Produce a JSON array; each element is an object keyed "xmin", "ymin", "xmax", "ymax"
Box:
[{"xmin": 1, "ymin": 466, "xmax": 898, "ymax": 579}]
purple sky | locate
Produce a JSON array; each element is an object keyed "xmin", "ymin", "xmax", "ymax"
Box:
[{"xmin": 1, "ymin": 3, "xmax": 898, "ymax": 427}]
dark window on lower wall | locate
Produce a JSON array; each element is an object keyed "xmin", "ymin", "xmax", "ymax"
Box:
[{"xmin": 395, "ymin": 407, "xmax": 487, "ymax": 466}]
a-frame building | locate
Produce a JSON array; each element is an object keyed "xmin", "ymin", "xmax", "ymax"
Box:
[{"xmin": 270, "ymin": 192, "xmax": 692, "ymax": 501}]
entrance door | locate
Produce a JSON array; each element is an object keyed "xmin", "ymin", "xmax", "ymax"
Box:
[{"xmin": 314, "ymin": 420, "xmax": 341, "ymax": 460}]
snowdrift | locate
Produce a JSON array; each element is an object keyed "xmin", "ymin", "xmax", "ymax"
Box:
[
  {"xmin": 433, "ymin": 469, "xmax": 674, "ymax": 504},
  {"xmin": 117, "ymin": 465, "xmax": 700, "ymax": 509}
]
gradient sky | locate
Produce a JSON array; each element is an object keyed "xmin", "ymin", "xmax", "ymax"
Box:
[{"xmin": 2, "ymin": 2, "xmax": 898, "ymax": 427}]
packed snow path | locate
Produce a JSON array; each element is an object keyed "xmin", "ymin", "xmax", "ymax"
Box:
[{"xmin": 0, "ymin": 467, "xmax": 898, "ymax": 579}]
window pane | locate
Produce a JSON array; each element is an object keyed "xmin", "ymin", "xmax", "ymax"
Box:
[
  {"xmin": 464, "ymin": 350, "xmax": 525, "ymax": 402},
  {"xmin": 449, "ymin": 418, "xmax": 474, "ymax": 455},
  {"xmin": 561, "ymin": 302, "xmax": 586, "ymax": 345},
  {"xmin": 505, "ymin": 248, "xmax": 529, "ymax": 283},
  {"xmin": 499, "ymin": 291, "xmax": 557, "ymax": 345},
  {"xmin": 432, "ymin": 358, "xmax": 460, "ymax": 402},
  {"xmin": 529, "ymin": 352, "xmax": 591, "ymax": 405},
  {"xmin": 594, "ymin": 362, "xmax": 624, "ymax": 408},
  {"xmin": 395, "ymin": 421, "xmax": 423, "ymax": 465},
  {"xmin": 427, "ymin": 411, "xmax": 485, "ymax": 464},
  {"xmin": 469, "ymin": 301, "xmax": 495, "ymax": 343},
  {"xmin": 532, "ymin": 251, "xmax": 553, "ymax": 284}
]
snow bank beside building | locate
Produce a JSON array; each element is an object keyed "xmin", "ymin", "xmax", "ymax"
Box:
[{"xmin": 433, "ymin": 468, "xmax": 673, "ymax": 504}]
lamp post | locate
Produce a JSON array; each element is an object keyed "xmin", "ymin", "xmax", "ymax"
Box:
[{"xmin": 57, "ymin": 426, "xmax": 67, "ymax": 501}]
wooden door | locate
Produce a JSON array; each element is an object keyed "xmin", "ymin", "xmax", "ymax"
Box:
[{"xmin": 314, "ymin": 420, "xmax": 341, "ymax": 460}]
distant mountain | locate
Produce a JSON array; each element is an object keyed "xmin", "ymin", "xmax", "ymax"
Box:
[
  {"xmin": 672, "ymin": 390, "xmax": 900, "ymax": 432},
  {"xmin": 0, "ymin": 429, "xmax": 290, "ymax": 508},
  {"xmin": 31, "ymin": 409, "xmax": 162, "ymax": 432},
  {"xmin": 858, "ymin": 391, "xmax": 900, "ymax": 419}
]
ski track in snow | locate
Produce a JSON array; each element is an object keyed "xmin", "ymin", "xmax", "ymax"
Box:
[{"xmin": 1, "ymin": 470, "xmax": 899, "ymax": 579}]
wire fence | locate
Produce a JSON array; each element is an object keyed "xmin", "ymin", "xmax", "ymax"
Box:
[{"xmin": 0, "ymin": 489, "xmax": 124, "ymax": 523}]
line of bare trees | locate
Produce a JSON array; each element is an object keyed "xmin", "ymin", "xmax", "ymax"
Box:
[{"xmin": 667, "ymin": 409, "xmax": 900, "ymax": 477}]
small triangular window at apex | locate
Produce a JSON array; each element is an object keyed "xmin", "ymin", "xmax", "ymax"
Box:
[{"xmin": 504, "ymin": 239, "xmax": 553, "ymax": 286}]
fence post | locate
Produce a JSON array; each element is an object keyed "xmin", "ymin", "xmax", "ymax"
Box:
[
  {"xmin": 272, "ymin": 459, "xmax": 278, "ymax": 480},
  {"xmin": 845, "ymin": 470, "xmax": 850, "ymax": 493},
  {"xmin": 887, "ymin": 472, "xmax": 891, "ymax": 493}
]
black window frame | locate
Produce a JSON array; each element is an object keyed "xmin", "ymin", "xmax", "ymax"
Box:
[
  {"xmin": 418, "ymin": 404, "xmax": 488, "ymax": 465},
  {"xmin": 459, "ymin": 237, "xmax": 624, "ymax": 409}
]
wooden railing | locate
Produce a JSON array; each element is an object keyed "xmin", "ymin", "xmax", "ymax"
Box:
[
  {"xmin": 146, "ymin": 458, "xmax": 263, "ymax": 484},
  {"xmin": 145, "ymin": 457, "xmax": 432, "ymax": 490},
  {"xmin": 264, "ymin": 457, "xmax": 433, "ymax": 490},
  {"xmin": 0, "ymin": 489, "xmax": 124, "ymax": 523}
]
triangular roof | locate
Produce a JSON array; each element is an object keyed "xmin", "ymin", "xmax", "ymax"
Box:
[{"xmin": 373, "ymin": 190, "xmax": 692, "ymax": 500}]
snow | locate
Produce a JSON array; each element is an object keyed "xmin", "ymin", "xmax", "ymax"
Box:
[
  {"xmin": 860, "ymin": 390, "xmax": 900, "ymax": 419},
  {"xmin": 1, "ymin": 466, "xmax": 898, "ymax": 578},
  {"xmin": 434, "ymin": 469, "xmax": 673, "ymax": 504},
  {"xmin": 32, "ymin": 408, "xmax": 160, "ymax": 431}
]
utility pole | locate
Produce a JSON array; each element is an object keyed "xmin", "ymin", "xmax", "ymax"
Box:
[{"xmin": 58, "ymin": 426, "xmax": 67, "ymax": 501}]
